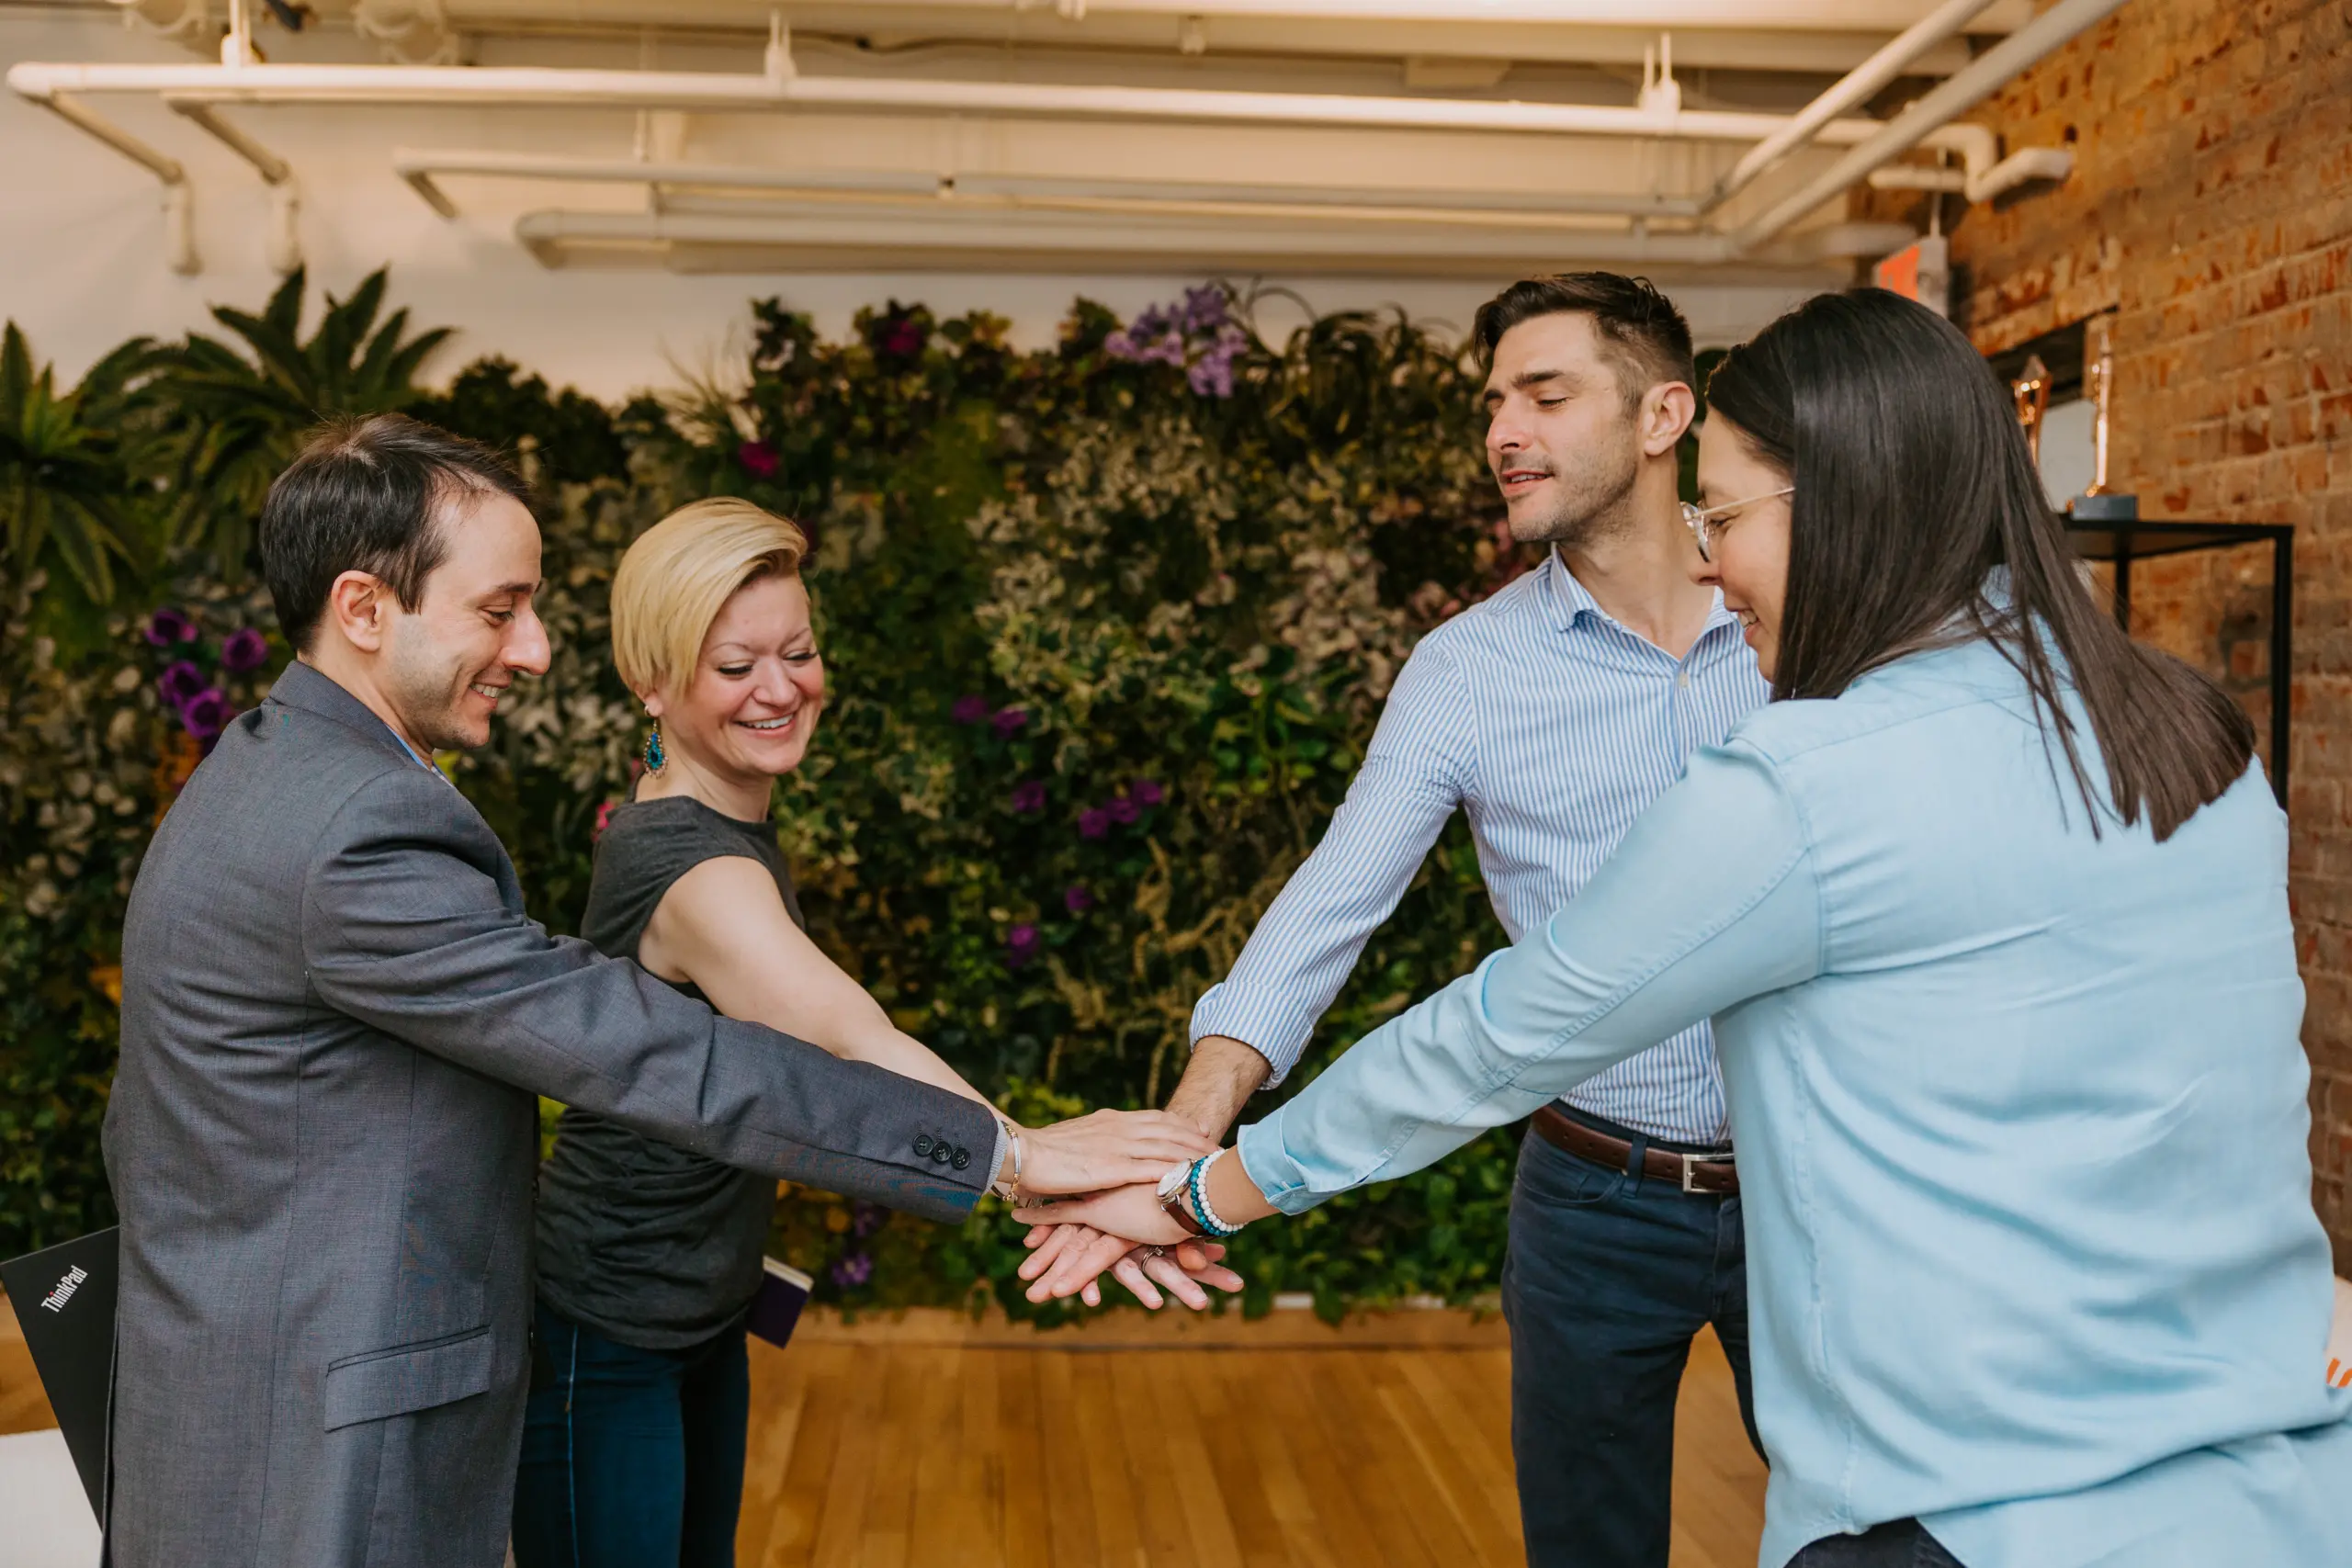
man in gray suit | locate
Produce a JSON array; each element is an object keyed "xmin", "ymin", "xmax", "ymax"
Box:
[{"xmin": 103, "ymin": 415, "xmax": 1210, "ymax": 1567}]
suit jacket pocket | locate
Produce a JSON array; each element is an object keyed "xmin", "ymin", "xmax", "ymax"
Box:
[{"xmin": 322, "ymin": 1325, "xmax": 494, "ymax": 1431}]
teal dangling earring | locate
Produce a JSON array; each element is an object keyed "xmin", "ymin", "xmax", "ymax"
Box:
[{"xmin": 642, "ymin": 716, "xmax": 666, "ymax": 773}]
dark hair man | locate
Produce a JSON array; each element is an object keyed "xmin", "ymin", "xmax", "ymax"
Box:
[
  {"xmin": 103, "ymin": 414, "xmax": 1206, "ymax": 1567},
  {"xmin": 1024, "ymin": 274, "xmax": 1770, "ymax": 1566}
]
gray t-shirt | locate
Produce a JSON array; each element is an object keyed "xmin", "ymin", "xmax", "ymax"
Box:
[{"xmin": 532, "ymin": 794, "xmax": 804, "ymax": 1349}]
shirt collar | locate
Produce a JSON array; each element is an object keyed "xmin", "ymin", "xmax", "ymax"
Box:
[
  {"xmin": 382, "ymin": 720, "xmax": 448, "ymax": 782},
  {"xmin": 1542, "ymin": 547, "xmax": 1743, "ymax": 646}
]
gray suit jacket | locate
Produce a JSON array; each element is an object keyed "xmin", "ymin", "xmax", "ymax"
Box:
[{"xmin": 103, "ymin": 660, "xmax": 997, "ymax": 1567}]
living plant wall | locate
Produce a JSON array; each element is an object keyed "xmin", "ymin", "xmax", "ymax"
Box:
[{"xmin": 1, "ymin": 270, "xmax": 1540, "ymax": 1320}]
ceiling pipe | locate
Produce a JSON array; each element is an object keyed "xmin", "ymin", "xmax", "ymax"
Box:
[
  {"xmin": 166, "ymin": 98, "xmax": 303, "ymax": 274},
  {"xmin": 1702, "ymin": 0, "xmax": 2001, "ymax": 214},
  {"xmin": 1733, "ymin": 0, "xmax": 2132, "ymax": 254},
  {"xmin": 13, "ymin": 87, "xmax": 198, "ymax": 274},
  {"xmin": 13, "ymin": 57, "xmax": 1985, "ymax": 156},
  {"xmin": 509, "ymin": 206, "xmax": 1780, "ymax": 275},
  {"xmin": 1869, "ymin": 144, "xmax": 2073, "ymax": 201},
  {"xmin": 791, "ymin": 0, "xmax": 2033, "ymax": 26},
  {"xmin": 390, "ymin": 148, "xmax": 1710, "ymax": 224}
]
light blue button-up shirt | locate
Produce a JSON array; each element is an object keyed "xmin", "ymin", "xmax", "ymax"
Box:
[
  {"xmin": 1239, "ymin": 635, "xmax": 2352, "ymax": 1568},
  {"xmin": 1192, "ymin": 550, "xmax": 1768, "ymax": 1142}
]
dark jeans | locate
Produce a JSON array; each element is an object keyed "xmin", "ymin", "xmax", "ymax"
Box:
[
  {"xmin": 512, "ymin": 1299, "xmax": 751, "ymax": 1568},
  {"xmin": 1789, "ymin": 1520, "xmax": 1966, "ymax": 1567},
  {"xmin": 1502, "ymin": 1117, "xmax": 1758, "ymax": 1568}
]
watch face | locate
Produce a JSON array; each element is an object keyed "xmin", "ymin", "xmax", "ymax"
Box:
[{"xmin": 1155, "ymin": 1160, "xmax": 1193, "ymax": 1201}]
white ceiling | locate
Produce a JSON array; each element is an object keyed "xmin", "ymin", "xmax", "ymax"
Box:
[{"xmin": 18, "ymin": 0, "xmax": 2090, "ymax": 281}]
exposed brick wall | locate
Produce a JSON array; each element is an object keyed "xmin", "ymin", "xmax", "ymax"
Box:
[{"xmin": 1876, "ymin": 0, "xmax": 2352, "ymax": 1265}]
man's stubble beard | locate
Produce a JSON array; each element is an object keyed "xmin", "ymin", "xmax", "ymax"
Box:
[
  {"xmin": 1506, "ymin": 423, "xmax": 1643, "ymax": 550},
  {"xmin": 383, "ymin": 615, "xmax": 489, "ymax": 753}
]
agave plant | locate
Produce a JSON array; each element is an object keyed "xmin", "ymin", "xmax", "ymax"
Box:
[
  {"xmin": 152, "ymin": 266, "xmax": 452, "ymax": 576},
  {"xmin": 0, "ymin": 323, "xmax": 143, "ymax": 605}
]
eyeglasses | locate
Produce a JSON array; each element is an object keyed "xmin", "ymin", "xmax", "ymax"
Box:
[{"xmin": 1680, "ymin": 487, "xmax": 1793, "ymax": 563}]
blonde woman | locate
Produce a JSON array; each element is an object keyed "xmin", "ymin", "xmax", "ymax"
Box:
[{"xmin": 513, "ymin": 500, "xmax": 1228, "ymax": 1568}]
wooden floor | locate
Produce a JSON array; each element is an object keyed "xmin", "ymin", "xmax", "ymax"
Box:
[
  {"xmin": 736, "ymin": 1307, "xmax": 1764, "ymax": 1568},
  {"xmin": 0, "ymin": 1295, "xmax": 1765, "ymax": 1567}
]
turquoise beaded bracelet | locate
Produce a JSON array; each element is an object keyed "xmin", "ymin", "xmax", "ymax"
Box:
[{"xmin": 1185, "ymin": 1150, "xmax": 1241, "ymax": 1239}]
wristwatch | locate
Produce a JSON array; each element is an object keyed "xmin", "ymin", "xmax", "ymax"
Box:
[{"xmin": 1155, "ymin": 1161, "xmax": 1207, "ymax": 1236}]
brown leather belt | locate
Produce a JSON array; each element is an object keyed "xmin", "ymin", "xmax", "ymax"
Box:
[{"xmin": 1531, "ymin": 1104, "xmax": 1738, "ymax": 1196}]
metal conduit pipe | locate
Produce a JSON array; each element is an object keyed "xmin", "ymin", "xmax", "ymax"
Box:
[
  {"xmin": 512, "ymin": 206, "xmax": 1755, "ymax": 272},
  {"xmin": 17, "ymin": 92, "xmax": 197, "ymax": 274},
  {"xmin": 390, "ymin": 148, "xmax": 1712, "ymax": 224},
  {"xmin": 1868, "ymin": 144, "xmax": 2075, "ymax": 202},
  {"xmin": 9, "ymin": 58, "xmax": 1987, "ymax": 153},
  {"xmin": 1732, "ymin": 0, "xmax": 2134, "ymax": 254},
  {"xmin": 1702, "ymin": 0, "xmax": 2002, "ymax": 213}
]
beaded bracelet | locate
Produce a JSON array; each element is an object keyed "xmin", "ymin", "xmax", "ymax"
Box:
[{"xmin": 1185, "ymin": 1149, "xmax": 1242, "ymax": 1239}]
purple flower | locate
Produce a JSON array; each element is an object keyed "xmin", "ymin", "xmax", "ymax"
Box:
[
  {"xmin": 1063, "ymin": 885, "xmax": 1094, "ymax": 915},
  {"xmin": 178, "ymin": 688, "xmax": 232, "ymax": 740},
  {"xmin": 1102, "ymin": 329, "xmax": 1138, "ymax": 361},
  {"xmin": 144, "ymin": 607, "xmax": 197, "ymax": 647},
  {"xmin": 219, "ymin": 626, "xmax": 268, "ymax": 672},
  {"xmin": 1078, "ymin": 807, "xmax": 1111, "ymax": 840},
  {"xmin": 1131, "ymin": 305, "xmax": 1172, "ymax": 339},
  {"xmin": 156, "ymin": 660, "xmax": 207, "ymax": 708},
  {"xmin": 1131, "ymin": 779, "xmax": 1164, "ymax": 807},
  {"xmin": 1141, "ymin": 332, "xmax": 1186, "ymax": 368},
  {"xmin": 1181, "ymin": 285, "xmax": 1228, "ymax": 333},
  {"xmin": 990, "ymin": 706, "xmax": 1028, "ymax": 739},
  {"xmin": 850, "ymin": 1200, "xmax": 888, "ymax": 1239},
  {"xmin": 951, "ymin": 694, "xmax": 990, "ymax": 726},
  {"xmin": 1005, "ymin": 923, "xmax": 1043, "ymax": 967},
  {"xmin": 1188, "ymin": 349, "xmax": 1237, "ymax": 399},
  {"xmin": 830, "ymin": 1252, "xmax": 874, "ymax": 1289},
  {"xmin": 878, "ymin": 317, "xmax": 927, "ymax": 359},
  {"xmin": 1010, "ymin": 779, "xmax": 1047, "ymax": 814},
  {"xmin": 736, "ymin": 440, "xmax": 780, "ymax": 479},
  {"xmin": 1108, "ymin": 794, "xmax": 1141, "ymax": 826}
]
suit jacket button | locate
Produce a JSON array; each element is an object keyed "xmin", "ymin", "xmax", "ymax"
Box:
[
  {"xmin": 932, "ymin": 1145, "xmax": 951, "ymax": 1164},
  {"xmin": 914, "ymin": 1134, "xmax": 935, "ymax": 1157},
  {"xmin": 951, "ymin": 1149, "xmax": 971, "ymax": 1170}
]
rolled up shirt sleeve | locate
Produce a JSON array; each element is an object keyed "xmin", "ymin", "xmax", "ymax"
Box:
[
  {"xmin": 1238, "ymin": 741, "xmax": 1824, "ymax": 1212},
  {"xmin": 1190, "ymin": 639, "xmax": 1476, "ymax": 1086}
]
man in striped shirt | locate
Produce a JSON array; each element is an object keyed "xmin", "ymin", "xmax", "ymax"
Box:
[{"xmin": 1028, "ymin": 274, "xmax": 1770, "ymax": 1565}]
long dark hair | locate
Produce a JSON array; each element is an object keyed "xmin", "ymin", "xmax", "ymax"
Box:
[{"xmin": 1705, "ymin": 289, "xmax": 2255, "ymax": 841}]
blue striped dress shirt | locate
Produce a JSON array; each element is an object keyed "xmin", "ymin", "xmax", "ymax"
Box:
[{"xmin": 1190, "ymin": 549, "xmax": 1769, "ymax": 1143}]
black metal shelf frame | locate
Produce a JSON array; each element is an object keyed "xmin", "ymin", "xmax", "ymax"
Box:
[{"xmin": 2062, "ymin": 519, "xmax": 2294, "ymax": 807}]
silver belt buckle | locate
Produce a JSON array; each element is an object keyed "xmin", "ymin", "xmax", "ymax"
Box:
[{"xmin": 1679, "ymin": 1151, "xmax": 1734, "ymax": 1193}]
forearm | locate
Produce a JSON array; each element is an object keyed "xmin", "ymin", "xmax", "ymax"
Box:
[
  {"xmin": 1238, "ymin": 746, "xmax": 1824, "ymax": 1215},
  {"xmin": 808, "ymin": 1015, "xmax": 993, "ymax": 1110},
  {"xmin": 1164, "ymin": 1034, "xmax": 1272, "ymax": 1139}
]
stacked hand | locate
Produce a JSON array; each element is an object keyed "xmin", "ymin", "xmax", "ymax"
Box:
[{"xmin": 1005, "ymin": 1112, "xmax": 1243, "ymax": 1311}]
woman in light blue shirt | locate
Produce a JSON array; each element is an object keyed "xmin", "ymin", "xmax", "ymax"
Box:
[{"xmin": 1031, "ymin": 290, "xmax": 2352, "ymax": 1567}]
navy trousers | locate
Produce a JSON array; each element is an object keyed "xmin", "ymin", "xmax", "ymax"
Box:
[
  {"xmin": 1790, "ymin": 1520, "xmax": 1967, "ymax": 1566},
  {"xmin": 1502, "ymin": 1117, "xmax": 1758, "ymax": 1568},
  {"xmin": 511, "ymin": 1300, "xmax": 752, "ymax": 1568}
]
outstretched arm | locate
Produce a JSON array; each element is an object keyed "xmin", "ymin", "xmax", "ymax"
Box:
[
  {"xmin": 302, "ymin": 770, "xmax": 997, "ymax": 1222},
  {"xmin": 1024, "ymin": 744, "xmax": 1825, "ymax": 1240},
  {"xmin": 1238, "ymin": 744, "xmax": 1821, "ymax": 1212},
  {"xmin": 643, "ymin": 855, "xmax": 993, "ymax": 1107},
  {"xmin": 1023, "ymin": 644, "xmax": 1476, "ymax": 1304},
  {"xmin": 642, "ymin": 853, "xmax": 1216, "ymax": 1195}
]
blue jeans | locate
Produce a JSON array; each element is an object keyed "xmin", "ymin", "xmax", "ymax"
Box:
[
  {"xmin": 1502, "ymin": 1119, "xmax": 1758, "ymax": 1568},
  {"xmin": 511, "ymin": 1300, "xmax": 751, "ymax": 1568},
  {"xmin": 1790, "ymin": 1520, "xmax": 1965, "ymax": 1566}
]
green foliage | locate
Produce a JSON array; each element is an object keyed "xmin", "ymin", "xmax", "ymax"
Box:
[
  {"xmin": 2, "ymin": 275, "xmax": 1532, "ymax": 1319},
  {"xmin": 0, "ymin": 326, "xmax": 145, "ymax": 612},
  {"xmin": 147, "ymin": 266, "xmax": 452, "ymax": 576}
]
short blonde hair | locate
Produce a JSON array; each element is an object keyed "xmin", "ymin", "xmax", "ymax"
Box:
[{"xmin": 611, "ymin": 498, "xmax": 808, "ymax": 699}]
